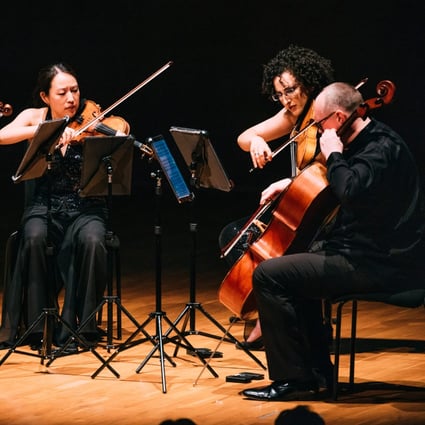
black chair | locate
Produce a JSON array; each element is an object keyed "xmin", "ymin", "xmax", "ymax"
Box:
[
  {"xmin": 1, "ymin": 228, "xmax": 123, "ymax": 344},
  {"xmin": 330, "ymin": 289, "xmax": 425, "ymax": 400}
]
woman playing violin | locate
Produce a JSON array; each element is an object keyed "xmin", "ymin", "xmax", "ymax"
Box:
[
  {"xmin": 0, "ymin": 62, "xmax": 127, "ymax": 350},
  {"xmin": 241, "ymin": 82, "xmax": 425, "ymax": 401},
  {"xmin": 219, "ymin": 45, "xmax": 334, "ymax": 349}
]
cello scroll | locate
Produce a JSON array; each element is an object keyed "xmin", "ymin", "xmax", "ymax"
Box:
[
  {"xmin": 355, "ymin": 79, "xmax": 395, "ymax": 119},
  {"xmin": 337, "ymin": 80, "xmax": 396, "ymax": 142}
]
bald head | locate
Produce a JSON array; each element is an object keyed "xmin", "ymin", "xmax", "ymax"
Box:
[{"xmin": 315, "ymin": 82, "xmax": 363, "ymax": 118}]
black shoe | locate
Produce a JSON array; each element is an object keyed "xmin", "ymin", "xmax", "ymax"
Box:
[
  {"xmin": 54, "ymin": 330, "xmax": 100, "ymax": 350},
  {"xmin": 313, "ymin": 367, "xmax": 334, "ymax": 393},
  {"xmin": 0, "ymin": 341, "xmax": 13, "ymax": 350},
  {"xmin": 80, "ymin": 332, "xmax": 101, "ymax": 347},
  {"xmin": 241, "ymin": 380, "xmax": 319, "ymax": 401},
  {"xmin": 52, "ymin": 341, "xmax": 79, "ymax": 356},
  {"xmin": 236, "ymin": 338, "xmax": 264, "ymax": 351},
  {"xmin": 25, "ymin": 333, "xmax": 43, "ymax": 351}
]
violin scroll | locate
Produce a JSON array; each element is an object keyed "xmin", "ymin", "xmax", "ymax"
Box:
[{"xmin": 0, "ymin": 101, "xmax": 13, "ymax": 117}]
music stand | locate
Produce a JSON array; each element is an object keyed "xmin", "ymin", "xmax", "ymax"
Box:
[
  {"xmin": 92, "ymin": 135, "xmax": 219, "ymax": 392},
  {"xmin": 79, "ymin": 136, "xmax": 134, "ymax": 197},
  {"xmin": 168, "ymin": 126, "xmax": 266, "ymax": 370},
  {"xmin": 47, "ymin": 136, "xmax": 141, "ymax": 374},
  {"xmin": 0, "ymin": 118, "xmax": 94, "ymax": 367},
  {"xmin": 12, "ymin": 118, "xmax": 69, "ymax": 183},
  {"xmin": 80, "ymin": 135, "xmax": 141, "ymax": 351}
]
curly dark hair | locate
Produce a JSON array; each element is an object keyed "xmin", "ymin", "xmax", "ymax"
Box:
[{"xmin": 261, "ymin": 45, "xmax": 334, "ymax": 99}]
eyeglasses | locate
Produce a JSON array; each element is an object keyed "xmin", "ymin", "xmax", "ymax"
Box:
[
  {"xmin": 270, "ymin": 84, "xmax": 299, "ymax": 102},
  {"xmin": 314, "ymin": 111, "xmax": 336, "ymax": 132}
]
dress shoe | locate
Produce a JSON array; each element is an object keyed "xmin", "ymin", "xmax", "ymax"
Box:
[
  {"xmin": 241, "ymin": 380, "xmax": 319, "ymax": 401},
  {"xmin": 52, "ymin": 341, "xmax": 79, "ymax": 356},
  {"xmin": 81, "ymin": 332, "xmax": 101, "ymax": 346},
  {"xmin": 0, "ymin": 341, "xmax": 13, "ymax": 350},
  {"xmin": 313, "ymin": 367, "xmax": 334, "ymax": 393},
  {"xmin": 54, "ymin": 330, "xmax": 100, "ymax": 351},
  {"xmin": 236, "ymin": 338, "xmax": 264, "ymax": 351},
  {"xmin": 25, "ymin": 333, "xmax": 43, "ymax": 351}
]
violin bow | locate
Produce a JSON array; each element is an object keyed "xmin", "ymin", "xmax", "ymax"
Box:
[
  {"xmin": 249, "ymin": 78, "xmax": 369, "ymax": 173},
  {"xmin": 74, "ymin": 61, "xmax": 173, "ymax": 137},
  {"xmin": 55, "ymin": 61, "xmax": 173, "ymax": 149},
  {"xmin": 220, "ymin": 200, "xmax": 273, "ymax": 258}
]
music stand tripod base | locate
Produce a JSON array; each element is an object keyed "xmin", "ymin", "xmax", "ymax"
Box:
[
  {"xmin": 0, "ymin": 307, "xmax": 118, "ymax": 377},
  {"xmin": 168, "ymin": 127, "xmax": 265, "ymax": 370},
  {"xmin": 91, "ymin": 137, "xmax": 219, "ymax": 392}
]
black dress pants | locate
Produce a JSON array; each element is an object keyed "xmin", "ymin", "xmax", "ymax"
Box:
[{"xmin": 252, "ymin": 250, "xmax": 386, "ymax": 382}]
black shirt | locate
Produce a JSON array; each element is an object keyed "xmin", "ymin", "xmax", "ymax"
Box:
[{"xmin": 324, "ymin": 118, "xmax": 425, "ymax": 273}]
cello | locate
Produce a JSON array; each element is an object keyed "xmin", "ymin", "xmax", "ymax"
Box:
[{"xmin": 218, "ymin": 80, "xmax": 396, "ymax": 320}]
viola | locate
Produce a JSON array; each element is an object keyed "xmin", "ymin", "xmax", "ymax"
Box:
[
  {"xmin": 255, "ymin": 78, "xmax": 370, "ymax": 173},
  {"xmin": 248, "ymin": 103, "xmax": 318, "ymax": 174},
  {"xmin": 0, "ymin": 101, "xmax": 13, "ymax": 118},
  {"xmin": 218, "ymin": 80, "xmax": 396, "ymax": 320},
  {"xmin": 290, "ymin": 100, "xmax": 318, "ymax": 171}
]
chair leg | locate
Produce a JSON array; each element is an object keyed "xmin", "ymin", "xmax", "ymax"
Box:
[
  {"xmin": 323, "ymin": 299, "xmax": 333, "ymax": 343},
  {"xmin": 333, "ymin": 298, "xmax": 358, "ymax": 400},
  {"xmin": 97, "ymin": 242, "xmax": 122, "ymax": 340},
  {"xmin": 349, "ymin": 299, "xmax": 357, "ymax": 387},
  {"xmin": 332, "ymin": 300, "xmax": 345, "ymax": 400},
  {"xmin": 114, "ymin": 246, "xmax": 122, "ymax": 340}
]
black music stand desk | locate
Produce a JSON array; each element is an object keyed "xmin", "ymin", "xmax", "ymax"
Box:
[{"xmin": 169, "ymin": 126, "xmax": 265, "ymax": 370}]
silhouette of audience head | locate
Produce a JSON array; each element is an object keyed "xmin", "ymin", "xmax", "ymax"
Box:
[
  {"xmin": 159, "ymin": 419, "xmax": 197, "ymax": 425},
  {"xmin": 275, "ymin": 405, "xmax": 325, "ymax": 425}
]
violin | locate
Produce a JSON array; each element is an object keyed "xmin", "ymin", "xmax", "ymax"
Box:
[
  {"xmin": 0, "ymin": 101, "xmax": 13, "ymax": 118},
  {"xmin": 68, "ymin": 99, "xmax": 131, "ymax": 143}
]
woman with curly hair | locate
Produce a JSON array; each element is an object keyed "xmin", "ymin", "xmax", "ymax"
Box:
[
  {"xmin": 238, "ymin": 44, "xmax": 334, "ymax": 169},
  {"xmin": 219, "ymin": 45, "xmax": 334, "ymax": 350}
]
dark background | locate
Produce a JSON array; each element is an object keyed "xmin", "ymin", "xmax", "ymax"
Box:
[{"xmin": 1, "ymin": 0, "xmax": 425, "ymax": 236}]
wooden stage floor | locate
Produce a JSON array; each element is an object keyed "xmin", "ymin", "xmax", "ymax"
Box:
[{"xmin": 0, "ymin": 187, "xmax": 425, "ymax": 425}]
